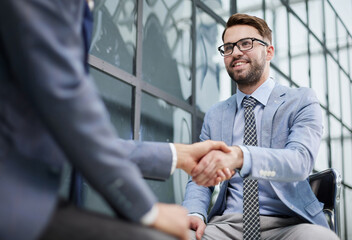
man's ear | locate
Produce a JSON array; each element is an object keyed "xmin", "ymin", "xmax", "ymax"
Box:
[{"xmin": 266, "ymin": 45, "xmax": 274, "ymax": 61}]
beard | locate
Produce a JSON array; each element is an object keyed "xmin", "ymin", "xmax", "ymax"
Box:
[{"xmin": 226, "ymin": 55, "xmax": 266, "ymax": 87}]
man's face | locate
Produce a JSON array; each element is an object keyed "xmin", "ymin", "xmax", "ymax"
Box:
[{"xmin": 223, "ymin": 25, "xmax": 272, "ymax": 87}]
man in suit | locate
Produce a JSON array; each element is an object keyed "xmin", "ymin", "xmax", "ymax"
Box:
[
  {"xmin": 183, "ymin": 13, "xmax": 339, "ymax": 239},
  {"xmin": 0, "ymin": 1, "xmax": 233, "ymax": 240}
]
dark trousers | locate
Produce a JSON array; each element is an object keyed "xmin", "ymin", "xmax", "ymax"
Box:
[{"xmin": 39, "ymin": 201, "xmax": 177, "ymax": 240}]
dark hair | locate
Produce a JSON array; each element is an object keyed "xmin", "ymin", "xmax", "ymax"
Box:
[{"xmin": 222, "ymin": 13, "xmax": 272, "ymax": 44}]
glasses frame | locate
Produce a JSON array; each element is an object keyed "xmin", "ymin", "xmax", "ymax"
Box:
[{"xmin": 218, "ymin": 37, "xmax": 269, "ymax": 57}]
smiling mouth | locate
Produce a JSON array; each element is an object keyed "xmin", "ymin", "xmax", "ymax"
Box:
[{"xmin": 234, "ymin": 62, "xmax": 246, "ymax": 67}]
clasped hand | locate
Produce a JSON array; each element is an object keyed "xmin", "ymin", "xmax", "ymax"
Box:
[{"xmin": 175, "ymin": 141, "xmax": 243, "ymax": 187}]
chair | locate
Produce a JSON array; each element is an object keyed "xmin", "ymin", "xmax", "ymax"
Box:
[{"xmin": 309, "ymin": 168, "xmax": 341, "ymax": 236}]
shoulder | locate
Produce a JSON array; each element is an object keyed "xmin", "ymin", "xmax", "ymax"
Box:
[
  {"xmin": 274, "ymin": 84, "xmax": 319, "ymax": 104},
  {"xmin": 205, "ymin": 94, "xmax": 236, "ymax": 117}
]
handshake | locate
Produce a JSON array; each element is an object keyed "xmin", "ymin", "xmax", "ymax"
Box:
[
  {"xmin": 174, "ymin": 140, "xmax": 244, "ymax": 187},
  {"xmin": 150, "ymin": 140, "xmax": 244, "ymax": 240}
]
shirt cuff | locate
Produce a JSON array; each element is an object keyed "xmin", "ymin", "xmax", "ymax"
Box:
[
  {"xmin": 140, "ymin": 204, "xmax": 159, "ymax": 226},
  {"xmin": 237, "ymin": 145, "xmax": 252, "ymax": 178},
  {"xmin": 188, "ymin": 213, "xmax": 206, "ymax": 223},
  {"xmin": 169, "ymin": 143, "xmax": 177, "ymax": 175}
]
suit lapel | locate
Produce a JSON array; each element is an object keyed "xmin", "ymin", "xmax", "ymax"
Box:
[
  {"xmin": 261, "ymin": 84, "xmax": 287, "ymax": 148},
  {"xmin": 221, "ymin": 95, "xmax": 237, "ymax": 146}
]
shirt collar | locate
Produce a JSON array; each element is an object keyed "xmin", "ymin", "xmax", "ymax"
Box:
[{"xmin": 236, "ymin": 77, "xmax": 275, "ymax": 109}]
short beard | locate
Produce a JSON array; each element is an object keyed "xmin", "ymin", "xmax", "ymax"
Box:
[{"xmin": 227, "ymin": 56, "xmax": 266, "ymax": 87}]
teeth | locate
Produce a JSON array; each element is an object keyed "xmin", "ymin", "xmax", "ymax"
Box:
[{"xmin": 234, "ymin": 62, "xmax": 246, "ymax": 66}]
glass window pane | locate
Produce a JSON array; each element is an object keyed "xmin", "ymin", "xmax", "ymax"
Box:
[
  {"xmin": 346, "ymin": 188, "xmax": 352, "ymax": 240},
  {"xmin": 341, "ymin": 73, "xmax": 351, "ymax": 128},
  {"xmin": 202, "ymin": 0, "xmax": 231, "ymax": 21},
  {"xmin": 308, "ymin": 0, "xmax": 323, "ymax": 40},
  {"xmin": 140, "ymin": 92, "xmax": 192, "ymax": 204},
  {"xmin": 327, "ymin": 56, "xmax": 341, "ymax": 118},
  {"xmin": 289, "ymin": 0, "xmax": 307, "ymax": 24},
  {"xmin": 196, "ymin": 8, "xmax": 231, "ymax": 113},
  {"xmin": 91, "ymin": 68, "xmax": 133, "ymax": 139},
  {"xmin": 343, "ymin": 128, "xmax": 352, "ymax": 186},
  {"xmin": 325, "ymin": 3, "xmax": 337, "ymax": 59},
  {"xmin": 237, "ymin": 0, "xmax": 263, "ymax": 14},
  {"xmin": 270, "ymin": 67, "xmax": 290, "ymax": 87},
  {"xmin": 143, "ymin": 0, "xmax": 192, "ymax": 103},
  {"xmin": 337, "ymin": 21, "xmax": 349, "ymax": 72},
  {"xmin": 290, "ymin": 14, "xmax": 309, "ymax": 87},
  {"xmin": 271, "ymin": 6, "xmax": 290, "ymax": 76},
  {"xmin": 330, "ymin": 117, "xmax": 342, "ymax": 172},
  {"xmin": 90, "ymin": 0, "xmax": 137, "ymax": 75},
  {"xmin": 310, "ymin": 36, "xmax": 327, "ymax": 106},
  {"xmin": 315, "ymin": 111, "xmax": 329, "ymax": 171},
  {"xmin": 81, "ymin": 68, "xmax": 133, "ymax": 216}
]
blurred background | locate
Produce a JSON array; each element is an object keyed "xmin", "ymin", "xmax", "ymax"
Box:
[{"xmin": 60, "ymin": 1, "xmax": 352, "ymax": 239}]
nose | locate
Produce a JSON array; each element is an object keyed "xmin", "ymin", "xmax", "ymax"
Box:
[{"xmin": 231, "ymin": 45, "xmax": 243, "ymax": 57}]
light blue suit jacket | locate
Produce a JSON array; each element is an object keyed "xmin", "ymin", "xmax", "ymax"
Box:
[{"xmin": 182, "ymin": 83, "xmax": 329, "ymax": 228}]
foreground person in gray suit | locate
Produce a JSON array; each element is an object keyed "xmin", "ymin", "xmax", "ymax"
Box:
[{"xmin": 0, "ymin": 1, "xmax": 232, "ymax": 240}]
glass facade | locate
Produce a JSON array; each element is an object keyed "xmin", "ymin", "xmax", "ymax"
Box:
[{"xmin": 71, "ymin": 0, "xmax": 352, "ymax": 239}]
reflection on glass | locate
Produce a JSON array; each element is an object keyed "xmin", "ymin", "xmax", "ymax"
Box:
[
  {"xmin": 82, "ymin": 68, "xmax": 133, "ymax": 216},
  {"xmin": 91, "ymin": 68, "xmax": 133, "ymax": 139},
  {"xmin": 90, "ymin": 0, "xmax": 137, "ymax": 75},
  {"xmin": 196, "ymin": 8, "xmax": 231, "ymax": 113},
  {"xmin": 140, "ymin": 92, "xmax": 192, "ymax": 204},
  {"xmin": 202, "ymin": 0, "xmax": 230, "ymax": 21},
  {"xmin": 143, "ymin": 0, "xmax": 192, "ymax": 103}
]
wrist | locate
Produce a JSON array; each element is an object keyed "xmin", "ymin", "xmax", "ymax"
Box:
[
  {"xmin": 230, "ymin": 145, "xmax": 244, "ymax": 169},
  {"xmin": 141, "ymin": 204, "xmax": 159, "ymax": 226}
]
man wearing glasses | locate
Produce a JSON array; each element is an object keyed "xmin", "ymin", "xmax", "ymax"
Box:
[{"xmin": 183, "ymin": 13, "xmax": 339, "ymax": 240}]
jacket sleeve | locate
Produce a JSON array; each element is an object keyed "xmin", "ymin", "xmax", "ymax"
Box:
[
  {"xmin": 182, "ymin": 111, "xmax": 214, "ymax": 220},
  {"xmin": 248, "ymin": 88, "xmax": 323, "ymax": 182},
  {"xmin": 0, "ymin": 0, "xmax": 172, "ymax": 222}
]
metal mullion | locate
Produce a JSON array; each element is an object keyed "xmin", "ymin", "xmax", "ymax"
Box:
[
  {"xmin": 336, "ymin": 15, "xmax": 346, "ymax": 239},
  {"xmin": 326, "ymin": 0, "xmax": 352, "ymax": 39},
  {"xmin": 191, "ymin": 0, "xmax": 197, "ymax": 143},
  {"xmin": 132, "ymin": 0, "xmax": 144, "ymax": 141},
  {"xmin": 141, "ymin": 81, "xmax": 193, "ymax": 114},
  {"xmin": 306, "ymin": 0, "xmax": 312, "ymax": 88},
  {"xmin": 286, "ymin": 5, "xmax": 293, "ymax": 87},
  {"xmin": 88, "ymin": 55, "xmax": 138, "ymax": 86},
  {"xmin": 194, "ymin": 0, "xmax": 226, "ymax": 26},
  {"xmin": 322, "ymin": 0, "xmax": 332, "ymax": 168},
  {"xmin": 282, "ymin": 0, "xmax": 352, "ymax": 85}
]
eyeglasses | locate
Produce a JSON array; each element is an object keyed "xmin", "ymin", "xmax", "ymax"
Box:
[{"xmin": 218, "ymin": 37, "xmax": 269, "ymax": 57}]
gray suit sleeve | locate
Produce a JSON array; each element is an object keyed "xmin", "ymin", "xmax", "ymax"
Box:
[{"xmin": 0, "ymin": 0, "xmax": 171, "ymax": 222}]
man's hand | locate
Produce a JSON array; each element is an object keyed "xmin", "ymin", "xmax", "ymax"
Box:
[
  {"xmin": 151, "ymin": 203, "xmax": 190, "ymax": 240},
  {"xmin": 174, "ymin": 140, "xmax": 231, "ymax": 176},
  {"xmin": 189, "ymin": 215, "xmax": 206, "ymax": 240},
  {"xmin": 191, "ymin": 146, "xmax": 243, "ymax": 186}
]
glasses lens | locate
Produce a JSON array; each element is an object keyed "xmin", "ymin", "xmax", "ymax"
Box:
[
  {"xmin": 221, "ymin": 43, "xmax": 234, "ymax": 56},
  {"xmin": 237, "ymin": 39, "xmax": 253, "ymax": 51}
]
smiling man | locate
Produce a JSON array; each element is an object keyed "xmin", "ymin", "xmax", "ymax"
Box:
[{"xmin": 183, "ymin": 13, "xmax": 339, "ymax": 240}]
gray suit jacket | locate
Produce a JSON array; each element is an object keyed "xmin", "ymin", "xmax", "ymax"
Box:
[
  {"xmin": 0, "ymin": 1, "xmax": 172, "ymax": 240},
  {"xmin": 182, "ymin": 83, "xmax": 329, "ymax": 228}
]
